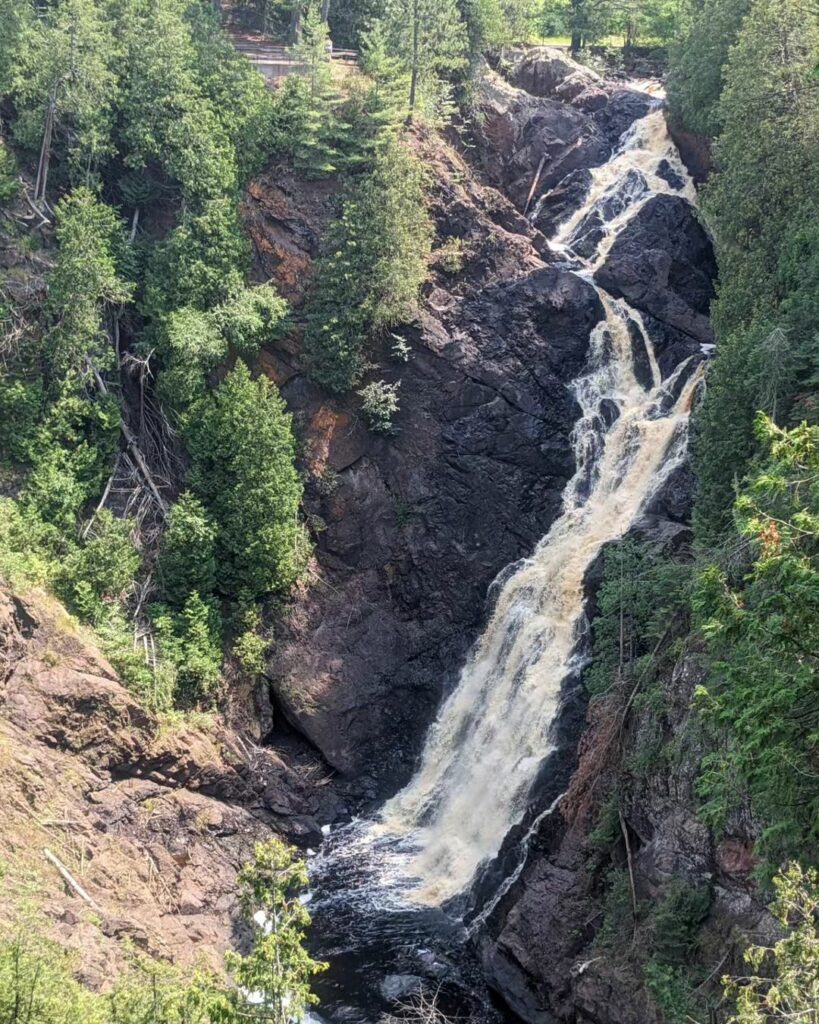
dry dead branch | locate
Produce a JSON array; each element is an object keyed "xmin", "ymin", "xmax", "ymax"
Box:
[{"xmin": 43, "ymin": 847, "xmax": 103, "ymax": 913}]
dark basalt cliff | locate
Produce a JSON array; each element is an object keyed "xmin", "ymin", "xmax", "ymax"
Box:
[{"xmin": 247, "ymin": 51, "xmax": 714, "ymax": 803}]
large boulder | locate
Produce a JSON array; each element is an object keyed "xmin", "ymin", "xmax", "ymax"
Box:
[{"xmin": 595, "ymin": 194, "xmax": 716, "ymax": 345}]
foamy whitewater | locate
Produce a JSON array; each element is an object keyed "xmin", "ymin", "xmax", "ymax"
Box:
[{"xmin": 310, "ymin": 95, "xmax": 702, "ymax": 913}]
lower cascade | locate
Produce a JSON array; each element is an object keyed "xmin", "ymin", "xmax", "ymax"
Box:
[{"xmin": 308, "ymin": 98, "xmax": 704, "ymax": 1011}]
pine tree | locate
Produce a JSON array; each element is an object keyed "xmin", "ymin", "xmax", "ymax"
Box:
[
  {"xmin": 11, "ymin": 0, "xmax": 119, "ymax": 193},
  {"xmin": 382, "ymin": 0, "xmax": 468, "ymax": 119},
  {"xmin": 185, "ymin": 361, "xmax": 306, "ymax": 600},
  {"xmin": 211, "ymin": 839, "xmax": 327, "ymax": 1024}
]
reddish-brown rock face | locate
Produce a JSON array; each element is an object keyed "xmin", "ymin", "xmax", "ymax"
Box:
[{"xmin": 0, "ymin": 587, "xmax": 327, "ymax": 983}]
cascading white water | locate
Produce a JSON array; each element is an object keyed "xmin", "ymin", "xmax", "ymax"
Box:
[{"xmin": 311, "ymin": 101, "xmax": 702, "ymax": 913}]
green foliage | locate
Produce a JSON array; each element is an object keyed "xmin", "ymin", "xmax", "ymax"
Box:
[
  {"xmin": 382, "ymin": 0, "xmax": 468, "ymax": 118},
  {"xmin": 184, "ymin": 3, "xmax": 277, "ymax": 184},
  {"xmin": 0, "ymin": 375, "xmax": 43, "ymax": 462},
  {"xmin": 186, "ymin": 361, "xmax": 306, "ymax": 601},
  {"xmin": 460, "ymin": 0, "xmax": 540, "ymax": 52},
  {"xmin": 651, "ymin": 879, "xmax": 712, "ymax": 966},
  {"xmin": 541, "ymin": 0, "xmax": 688, "ymax": 49},
  {"xmin": 588, "ymin": 790, "xmax": 622, "ymax": 856},
  {"xmin": 215, "ymin": 284, "xmax": 290, "ymax": 358},
  {"xmin": 597, "ymin": 868, "xmax": 635, "ymax": 949},
  {"xmin": 116, "ymin": 0, "xmax": 236, "ymax": 203},
  {"xmin": 304, "ymin": 134, "xmax": 432, "ymax": 392},
  {"xmin": 667, "ymin": 0, "xmax": 750, "ymax": 136},
  {"xmin": 155, "ymin": 307, "xmax": 227, "ymax": 409},
  {"xmin": 0, "ymin": 0, "xmax": 28, "ymax": 97},
  {"xmin": 21, "ymin": 393, "xmax": 120, "ymax": 535},
  {"xmin": 0, "ymin": 922, "xmax": 109, "ymax": 1024},
  {"xmin": 358, "ymin": 379, "xmax": 401, "ymax": 435},
  {"xmin": 0, "ymin": 498, "xmax": 60, "ymax": 590},
  {"xmin": 214, "ymin": 838, "xmax": 328, "ymax": 1024},
  {"xmin": 644, "ymin": 960, "xmax": 695, "ymax": 1024},
  {"xmin": 724, "ymin": 863, "xmax": 819, "ymax": 1024},
  {"xmin": 0, "ymin": 0, "xmax": 303, "ymax": 716},
  {"xmin": 47, "ymin": 188, "xmax": 132, "ymax": 388},
  {"xmin": 586, "ymin": 538, "xmax": 691, "ymax": 697},
  {"xmin": 58, "ymin": 511, "xmax": 140, "ymax": 624},
  {"xmin": 691, "ymin": 0, "xmax": 819, "ymax": 544},
  {"xmin": 328, "ymin": 0, "xmax": 382, "ymax": 48},
  {"xmin": 232, "ymin": 604, "xmax": 267, "ymax": 675},
  {"xmin": 0, "ymin": 137, "xmax": 19, "ymax": 202},
  {"xmin": 693, "ymin": 417, "xmax": 819, "ymax": 867},
  {"xmin": 157, "ymin": 493, "xmax": 218, "ymax": 608},
  {"xmin": 10, "ymin": 0, "xmax": 119, "ymax": 181},
  {"xmin": 144, "ymin": 198, "xmax": 250, "ymax": 319},
  {"xmin": 358, "ymin": 20, "xmax": 409, "ymax": 126},
  {"xmin": 152, "ymin": 592, "xmax": 223, "ymax": 703}
]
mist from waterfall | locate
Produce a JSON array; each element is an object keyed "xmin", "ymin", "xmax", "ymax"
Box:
[{"xmin": 310, "ymin": 100, "xmax": 702, "ymax": 912}]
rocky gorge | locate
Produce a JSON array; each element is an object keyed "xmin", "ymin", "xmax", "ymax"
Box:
[{"xmin": 0, "ymin": 43, "xmax": 759, "ymax": 1024}]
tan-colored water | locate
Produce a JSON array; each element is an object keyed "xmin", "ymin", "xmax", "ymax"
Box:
[{"xmin": 312, "ymin": 104, "xmax": 704, "ymax": 911}]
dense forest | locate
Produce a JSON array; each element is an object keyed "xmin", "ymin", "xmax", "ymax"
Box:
[{"xmin": 0, "ymin": 0, "xmax": 816, "ymax": 1019}]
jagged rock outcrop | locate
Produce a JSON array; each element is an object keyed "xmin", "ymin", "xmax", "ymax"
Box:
[
  {"xmin": 595, "ymin": 193, "xmax": 716, "ymax": 346},
  {"xmin": 474, "ymin": 50, "xmax": 653, "ymax": 210},
  {"xmin": 0, "ymin": 585, "xmax": 328, "ymax": 984},
  {"xmin": 478, "ymin": 641, "xmax": 770, "ymax": 1024}
]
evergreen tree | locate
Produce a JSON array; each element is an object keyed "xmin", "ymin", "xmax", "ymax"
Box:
[
  {"xmin": 694, "ymin": 416, "xmax": 819, "ymax": 865},
  {"xmin": 382, "ymin": 0, "xmax": 468, "ymax": 118},
  {"xmin": 692, "ymin": 0, "xmax": 819, "ymax": 544},
  {"xmin": 11, "ymin": 0, "xmax": 119, "ymax": 190},
  {"xmin": 47, "ymin": 188, "xmax": 132, "ymax": 388},
  {"xmin": 157, "ymin": 493, "xmax": 218, "ymax": 608},
  {"xmin": 304, "ymin": 133, "xmax": 432, "ymax": 391},
  {"xmin": 185, "ymin": 361, "xmax": 306, "ymax": 600},
  {"xmin": 724, "ymin": 864, "xmax": 819, "ymax": 1024},
  {"xmin": 667, "ymin": 0, "xmax": 751, "ymax": 137},
  {"xmin": 212, "ymin": 838, "xmax": 327, "ymax": 1024}
]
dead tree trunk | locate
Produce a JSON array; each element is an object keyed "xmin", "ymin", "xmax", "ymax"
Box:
[
  {"xmin": 408, "ymin": 0, "xmax": 420, "ymax": 120},
  {"xmin": 34, "ymin": 88, "xmax": 58, "ymax": 207}
]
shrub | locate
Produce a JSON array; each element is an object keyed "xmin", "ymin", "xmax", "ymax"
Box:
[
  {"xmin": 644, "ymin": 960, "xmax": 694, "ymax": 1024},
  {"xmin": 155, "ymin": 307, "xmax": 227, "ymax": 409},
  {"xmin": 156, "ymin": 493, "xmax": 218, "ymax": 608},
  {"xmin": 214, "ymin": 283, "xmax": 290, "ymax": 358},
  {"xmin": 0, "ymin": 138, "xmax": 19, "ymax": 202},
  {"xmin": 358, "ymin": 379, "xmax": 401, "ymax": 434},
  {"xmin": 58, "ymin": 511, "xmax": 140, "ymax": 624},
  {"xmin": 651, "ymin": 879, "xmax": 712, "ymax": 965},
  {"xmin": 152, "ymin": 592, "xmax": 222, "ymax": 704}
]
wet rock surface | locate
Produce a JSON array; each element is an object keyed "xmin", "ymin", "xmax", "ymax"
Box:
[
  {"xmin": 477, "ymin": 643, "xmax": 772, "ymax": 1024},
  {"xmin": 595, "ymin": 193, "xmax": 716, "ymax": 345},
  {"xmin": 475, "ymin": 50, "xmax": 653, "ymax": 210}
]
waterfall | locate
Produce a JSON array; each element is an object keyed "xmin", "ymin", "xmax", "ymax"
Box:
[{"xmin": 310, "ymin": 103, "xmax": 702, "ymax": 915}]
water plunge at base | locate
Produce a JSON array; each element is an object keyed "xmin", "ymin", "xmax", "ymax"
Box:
[{"xmin": 309, "ymin": 98, "xmax": 703, "ymax": 964}]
